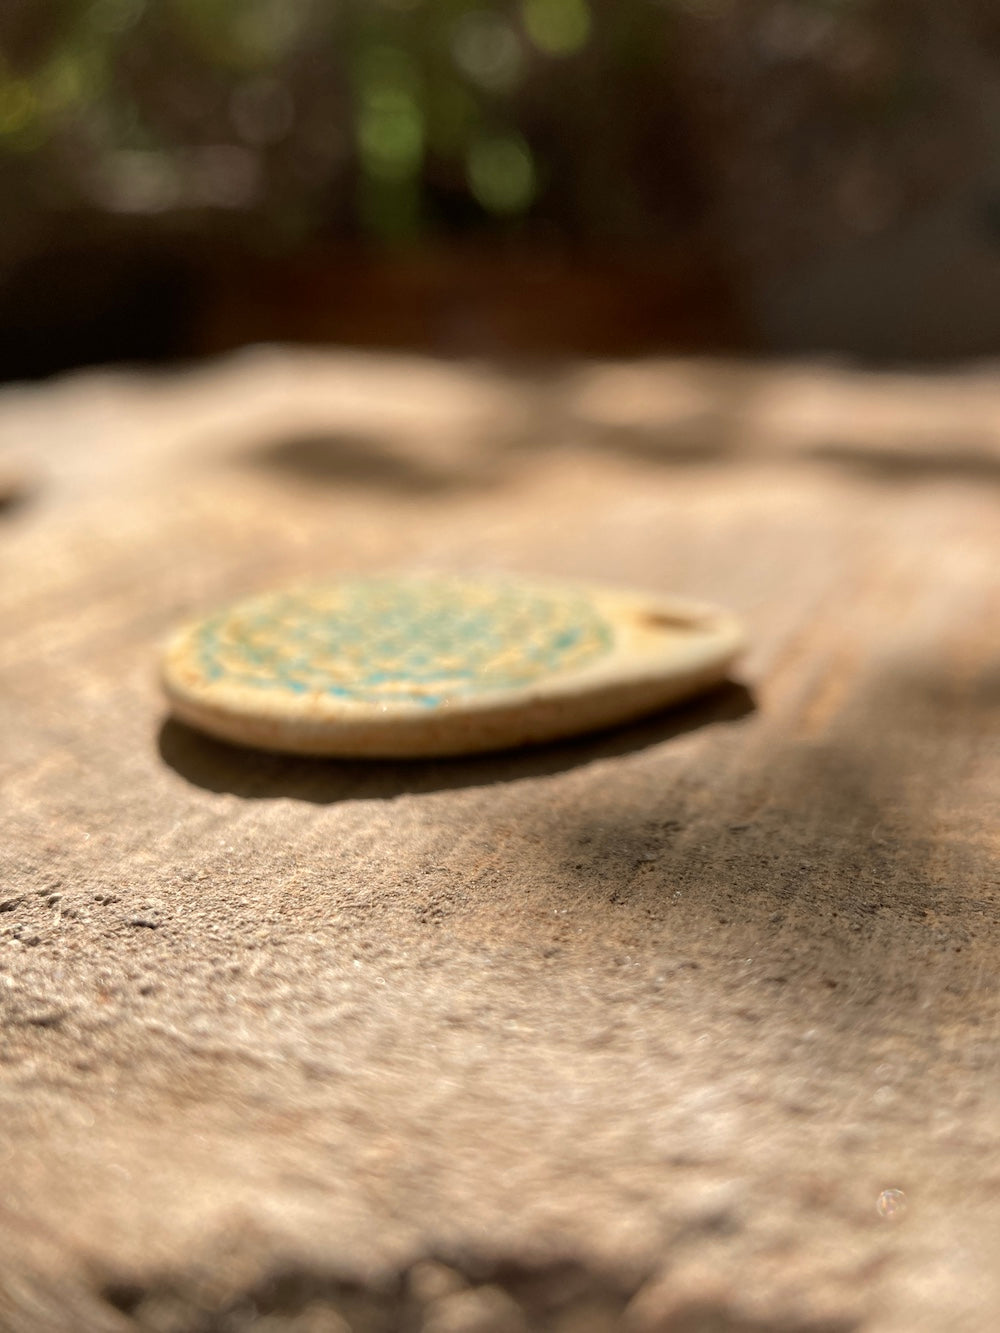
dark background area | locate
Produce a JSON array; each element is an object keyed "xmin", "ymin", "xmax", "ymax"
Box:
[{"xmin": 5, "ymin": 0, "xmax": 1000, "ymax": 379}]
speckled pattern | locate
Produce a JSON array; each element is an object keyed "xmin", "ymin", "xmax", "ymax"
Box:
[{"xmin": 192, "ymin": 577, "xmax": 614, "ymax": 705}]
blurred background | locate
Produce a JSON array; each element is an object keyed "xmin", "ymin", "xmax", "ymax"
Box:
[{"xmin": 5, "ymin": 0, "xmax": 1000, "ymax": 379}]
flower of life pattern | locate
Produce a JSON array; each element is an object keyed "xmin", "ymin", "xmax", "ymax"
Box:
[{"xmin": 194, "ymin": 579, "xmax": 614, "ymax": 706}]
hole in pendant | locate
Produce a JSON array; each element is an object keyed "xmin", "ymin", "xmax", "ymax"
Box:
[{"xmin": 637, "ymin": 609, "xmax": 704, "ymax": 632}]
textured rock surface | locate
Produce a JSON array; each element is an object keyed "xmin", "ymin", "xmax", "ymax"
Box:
[{"xmin": 1, "ymin": 350, "xmax": 998, "ymax": 1332}]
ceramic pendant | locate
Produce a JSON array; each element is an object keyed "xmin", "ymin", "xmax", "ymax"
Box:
[{"xmin": 161, "ymin": 575, "xmax": 744, "ymax": 757}]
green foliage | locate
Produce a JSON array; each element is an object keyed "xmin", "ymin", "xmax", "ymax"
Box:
[
  {"xmin": 0, "ymin": 0, "xmax": 615, "ymax": 237},
  {"xmin": 0, "ymin": 0, "xmax": 897, "ymax": 246}
]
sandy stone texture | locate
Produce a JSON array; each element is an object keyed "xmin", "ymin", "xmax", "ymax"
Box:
[{"xmin": 1, "ymin": 350, "xmax": 998, "ymax": 1332}]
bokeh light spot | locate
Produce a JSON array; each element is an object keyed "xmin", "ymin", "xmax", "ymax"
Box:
[
  {"xmin": 40, "ymin": 56, "xmax": 94, "ymax": 115},
  {"xmin": 522, "ymin": 0, "xmax": 591, "ymax": 56},
  {"xmin": 452, "ymin": 11, "xmax": 524, "ymax": 93},
  {"xmin": 359, "ymin": 91, "xmax": 423, "ymax": 181},
  {"xmin": 96, "ymin": 150, "xmax": 180, "ymax": 214},
  {"xmin": 357, "ymin": 46, "xmax": 424, "ymax": 182},
  {"xmin": 467, "ymin": 133, "xmax": 536, "ymax": 214}
]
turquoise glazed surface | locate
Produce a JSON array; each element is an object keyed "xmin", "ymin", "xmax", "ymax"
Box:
[{"xmin": 194, "ymin": 578, "xmax": 614, "ymax": 707}]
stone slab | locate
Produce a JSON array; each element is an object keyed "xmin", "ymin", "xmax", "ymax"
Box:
[{"xmin": 1, "ymin": 350, "xmax": 998, "ymax": 1332}]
